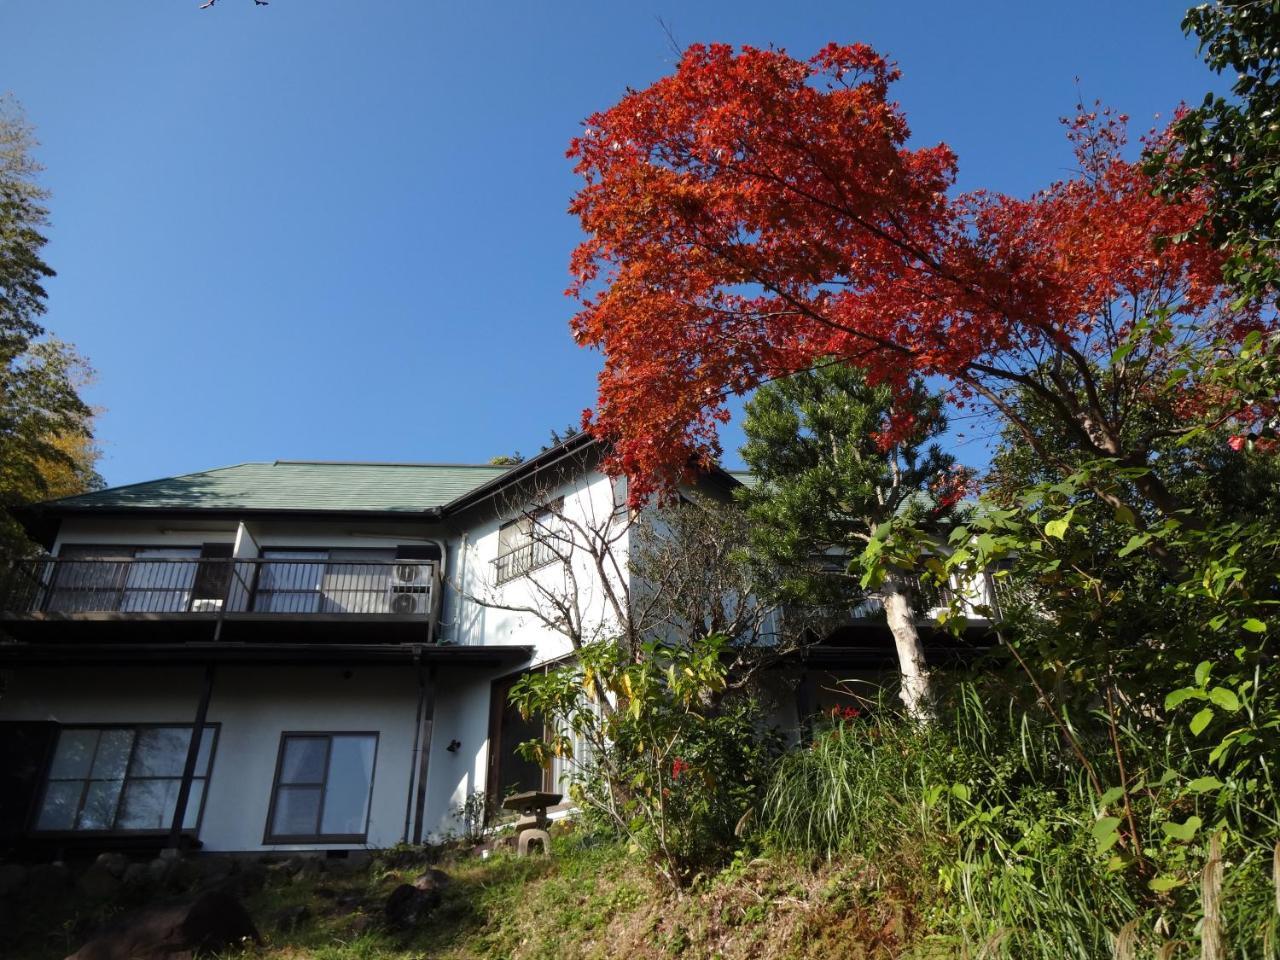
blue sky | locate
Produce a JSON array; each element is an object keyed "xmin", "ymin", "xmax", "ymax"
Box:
[{"xmin": 2, "ymin": 0, "xmax": 1221, "ymax": 486}]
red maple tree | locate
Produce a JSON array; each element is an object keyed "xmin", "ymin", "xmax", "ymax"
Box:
[{"xmin": 568, "ymin": 43, "xmax": 1259, "ymax": 512}]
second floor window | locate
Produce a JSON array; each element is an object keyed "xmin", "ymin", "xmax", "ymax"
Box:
[{"xmin": 494, "ymin": 499, "xmax": 564, "ymax": 584}]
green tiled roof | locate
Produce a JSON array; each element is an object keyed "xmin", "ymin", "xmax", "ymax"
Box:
[{"xmin": 43, "ymin": 461, "xmax": 514, "ymax": 514}]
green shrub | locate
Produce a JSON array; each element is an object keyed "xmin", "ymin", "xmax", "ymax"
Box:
[{"xmin": 761, "ymin": 682, "xmax": 1280, "ymax": 959}]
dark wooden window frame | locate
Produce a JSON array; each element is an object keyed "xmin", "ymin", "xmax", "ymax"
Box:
[
  {"xmin": 31, "ymin": 722, "xmax": 220, "ymax": 837},
  {"xmin": 262, "ymin": 731, "xmax": 379, "ymax": 845}
]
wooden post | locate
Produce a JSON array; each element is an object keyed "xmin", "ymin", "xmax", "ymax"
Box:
[{"xmin": 167, "ymin": 663, "xmax": 215, "ymax": 850}]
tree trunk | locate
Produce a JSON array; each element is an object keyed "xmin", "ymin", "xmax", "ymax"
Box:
[{"xmin": 882, "ymin": 573, "xmax": 934, "ymax": 721}]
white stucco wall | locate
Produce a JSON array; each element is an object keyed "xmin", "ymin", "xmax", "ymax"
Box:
[{"xmin": 453, "ymin": 469, "xmax": 628, "ymax": 666}]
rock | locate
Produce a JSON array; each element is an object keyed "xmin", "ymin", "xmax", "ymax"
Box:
[
  {"xmin": 145, "ymin": 858, "xmax": 173, "ymax": 887},
  {"xmin": 384, "ymin": 882, "xmax": 441, "ymax": 928},
  {"xmin": 414, "ymin": 867, "xmax": 451, "ymax": 892},
  {"xmin": 232, "ymin": 861, "xmax": 267, "ymax": 897},
  {"xmin": 95, "ymin": 852, "xmax": 130, "ymax": 878},
  {"xmin": 292, "ymin": 858, "xmax": 323, "ymax": 881},
  {"xmin": 192, "ymin": 855, "xmax": 234, "ymax": 884},
  {"xmin": 27, "ymin": 862, "xmax": 72, "ymax": 898},
  {"xmin": 270, "ymin": 904, "xmax": 309, "ymax": 932},
  {"xmin": 0, "ymin": 862, "xmax": 27, "ymax": 899},
  {"xmin": 78, "ymin": 863, "xmax": 123, "ymax": 901},
  {"xmin": 121, "ymin": 863, "xmax": 150, "ymax": 889},
  {"xmin": 66, "ymin": 890, "xmax": 260, "ymax": 960}
]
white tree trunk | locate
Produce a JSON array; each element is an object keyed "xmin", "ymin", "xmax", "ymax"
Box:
[{"xmin": 881, "ymin": 573, "xmax": 934, "ymax": 721}]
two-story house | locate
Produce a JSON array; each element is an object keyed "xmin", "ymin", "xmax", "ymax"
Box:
[{"xmin": 0, "ymin": 432, "xmax": 998, "ymax": 859}]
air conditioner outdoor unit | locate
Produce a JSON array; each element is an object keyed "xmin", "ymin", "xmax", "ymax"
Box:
[
  {"xmin": 390, "ymin": 591, "xmax": 430, "ymax": 615},
  {"xmin": 392, "ymin": 562, "xmax": 430, "ymax": 587}
]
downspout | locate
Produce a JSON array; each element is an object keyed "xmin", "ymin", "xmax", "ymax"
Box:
[
  {"xmin": 411, "ymin": 662, "xmax": 438, "ymax": 844},
  {"xmin": 402, "ymin": 652, "xmax": 427, "ymax": 844},
  {"xmin": 167, "ymin": 662, "xmax": 216, "ymax": 851}
]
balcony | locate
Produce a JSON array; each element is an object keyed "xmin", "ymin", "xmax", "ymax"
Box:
[{"xmin": 0, "ymin": 555, "xmax": 438, "ymax": 645}]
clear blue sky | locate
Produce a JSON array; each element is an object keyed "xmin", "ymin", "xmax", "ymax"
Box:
[{"xmin": 2, "ymin": 0, "xmax": 1221, "ymax": 486}]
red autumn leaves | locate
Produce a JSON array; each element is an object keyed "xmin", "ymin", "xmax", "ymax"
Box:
[{"xmin": 567, "ymin": 43, "xmax": 1250, "ymax": 502}]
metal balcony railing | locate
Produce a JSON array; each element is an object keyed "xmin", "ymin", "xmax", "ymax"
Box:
[
  {"xmin": 493, "ymin": 539, "xmax": 561, "ymax": 585},
  {"xmin": 0, "ymin": 556, "xmax": 437, "ymax": 618}
]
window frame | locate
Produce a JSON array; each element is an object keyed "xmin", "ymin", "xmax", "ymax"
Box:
[
  {"xmin": 262, "ymin": 731, "xmax": 379, "ymax": 845},
  {"xmin": 31, "ymin": 722, "xmax": 220, "ymax": 837}
]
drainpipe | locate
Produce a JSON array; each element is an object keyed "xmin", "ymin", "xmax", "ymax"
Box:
[
  {"xmin": 167, "ymin": 662, "xmax": 216, "ymax": 851},
  {"xmin": 402, "ymin": 652, "xmax": 427, "ymax": 844},
  {"xmin": 411, "ymin": 662, "xmax": 438, "ymax": 844}
]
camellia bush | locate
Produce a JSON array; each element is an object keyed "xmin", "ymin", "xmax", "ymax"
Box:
[{"xmin": 508, "ymin": 634, "xmax": 780, "ymax": 888}]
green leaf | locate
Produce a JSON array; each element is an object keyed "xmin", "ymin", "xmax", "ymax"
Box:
[
  {"xmin": 1187, "ymin": 776, "xmax": 1224, "ymax": 793},
  {"xmin": 1195, "ymin": 661, "xmax": 1212, "ymax": 686},
  {"xmin": 1148, "ymin": 875, "xmax": 1186, "ymax": 892},
  {"xmin": 1113, "ymin": 504, "xmax": 1137, "ymax": 526},
  {"xmin": 1091, "ymin": 815, "xmax": 1123, "ymax": 838},
  {"xmin": 1161, "ymin": 816, "xmax": 1202, "ymax": 842},
  {"xmin": 1044, "ymin": 519, "xmax": 1069, "ymax": 540},
  {"xmin": 1241, "ymin": 618, "xmax": 1267, "ymax": 633},
  {"xmin": 950, "ymin": 783, "xmax": 971, "ymax": 803},
  {"xmin": 1164, "ymin": 687, "xmax": 1205, "ymax": 709},
  {"xmin": 1117, "ymin": 533, "xmax": 1150, "ymax": 557},
  {"xmin": 1098, "ymin": 786, "xmax": 1125, "ymax": 808},
  {"xmin": 1208, "ymin": 687, "xmax": 1241, "ymax": 711},
  {"xmin": 1190, "ymin": 708, "xmax": 1215, "ymax": 735}
]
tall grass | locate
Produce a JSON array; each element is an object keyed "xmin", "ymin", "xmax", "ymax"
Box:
[{"xmin": 761, "ymin": 683, "xmax": 1279, "ymax": 959}]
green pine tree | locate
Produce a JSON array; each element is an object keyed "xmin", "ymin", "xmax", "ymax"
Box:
[{"xmin": 737, "ymin": 365, "xmax": 960, "ymax": 719}]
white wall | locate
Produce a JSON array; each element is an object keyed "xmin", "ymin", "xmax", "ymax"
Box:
[
  {"xmin": 0, "ymin": 664, "xmax": 441, "ymax": 851},
  {"xmin": 453, "ymin": 469, "xmax": 628, "ymax": 667}
]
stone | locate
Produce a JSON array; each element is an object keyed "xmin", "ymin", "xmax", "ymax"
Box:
[
  {"xmin": 413, "ymin": 868, "xmax": 451, "ymax": 893},
  {"xmin": 94, "ymin": 852, "xmax": 130, "ymax": 878},
  {"xmin": 145, "ymin": 858, "xmax": 173, "ymax": 886},
  {"xmin": 66, "ymin": 890, "xmax": 260, "ymax": 960},
  {"xmin": 122, "ymin": 863, "xmax": 150, "ymax": 889},
  {"xmin": 0, "ymin": 862, "xmax": 27, "ymax": 899},
  {"xmin": 27, "ymin": 862, "xmax": 72, "ymax": 898},
  {"xmin": 78, "ymin": 863, "xmax": 124, "ymax": 901},
  {"xmin": 292, "ymin": 858, "xmax": 323, "ymax": 881},
  {"xmin": 384, "ymin": 882, "xmax": 440, "ymax": 928},
  {"xmin": 191, "ymin": 855, "xmax": 235, "ymax": 884}
]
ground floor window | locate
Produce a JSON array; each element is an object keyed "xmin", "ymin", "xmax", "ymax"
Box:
[
  {"xmin": 265, "ymin": 733, "xmax": 377, "ymax": 843},
  {"xmin": 35, "ymin": 724, "xmax": 218, "ymax": 833}
]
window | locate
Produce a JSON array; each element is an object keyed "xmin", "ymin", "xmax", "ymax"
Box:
[
  {"xmin": 35, "ymin": 724, "xmax": 218, "ymax": 833},
  {"xmin": 265, "ymin": 733, "xmax": 377, "ymax": 843},
  {"xmin": 494, "ymin": 499, "xmax": 564, "ymax": 584}
]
